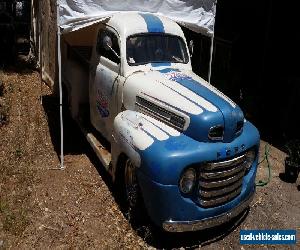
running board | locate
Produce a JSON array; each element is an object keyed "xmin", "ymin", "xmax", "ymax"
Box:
[{"xmin": 77, "ymin": 121, "xmax": 112, "ymax": 170}]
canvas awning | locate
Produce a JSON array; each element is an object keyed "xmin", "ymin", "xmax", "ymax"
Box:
[{"xmin": 59, "ymin": 0, "xmax": 217, "ymax": 36}]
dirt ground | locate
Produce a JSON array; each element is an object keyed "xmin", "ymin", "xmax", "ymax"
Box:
[{"xmin": 0, "ymin": 65, "xmax": 299, "ymax": 249}]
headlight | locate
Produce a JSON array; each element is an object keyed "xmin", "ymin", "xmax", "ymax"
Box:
[
  {"xmin": 244, "ymin": 150, "xmax": 256, "ymax": 172},
  {"xmin": 179, "ymin": 168, "xmax": 196, "ymax": 194}
]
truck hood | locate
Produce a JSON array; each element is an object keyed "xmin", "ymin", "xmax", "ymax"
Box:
[{"xmin": 123, "ymin": 68, "xmax": 244, "ymax": 143}]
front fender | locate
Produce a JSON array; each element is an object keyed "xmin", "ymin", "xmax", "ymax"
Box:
[{"xmin": 112, "ymin": 110, "xmax": 181, "ymax": 169}]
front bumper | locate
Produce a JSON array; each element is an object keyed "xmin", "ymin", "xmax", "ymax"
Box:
[{"xmin": 163, "ymin": 189, "xmax": 255, "ymax": 232}]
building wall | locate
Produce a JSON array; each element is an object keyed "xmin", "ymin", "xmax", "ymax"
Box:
[{"xmin": 31, "ymin": 0, "xmax": 57, "ymax": 92}]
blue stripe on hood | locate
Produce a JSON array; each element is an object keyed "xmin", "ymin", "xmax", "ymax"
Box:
[
  {"xmin": 139, "ymin": 13, "xmax": 165, "ymax": 33},
  {"xmin": 158, "ymin": 69, "xmax": 244, "ymax": 142},
  {"xmin": 151, "ymin": 62, "xmax": 171, "ymax": 67}
]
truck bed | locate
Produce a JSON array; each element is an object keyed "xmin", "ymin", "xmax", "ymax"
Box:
[{"xmin": 67, "ymin": 45, "xmax": 93, "ymax": 71}]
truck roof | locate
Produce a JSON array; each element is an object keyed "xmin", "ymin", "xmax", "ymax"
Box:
[{"xmin": 107, "ymin": 12, "xmax": 185, "ymax": 38}]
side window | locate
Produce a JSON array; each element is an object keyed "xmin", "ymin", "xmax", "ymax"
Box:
[{"xmin": 97, "ymin": 29, "xmax": 120, "ymax": 64}]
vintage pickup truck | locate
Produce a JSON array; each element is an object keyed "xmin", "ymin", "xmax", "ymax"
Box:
[{"xmin": 62, "ymin": 12, "xmax": 260, "ymax": 232}]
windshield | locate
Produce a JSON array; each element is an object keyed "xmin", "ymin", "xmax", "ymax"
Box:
[{"xmin": 126, "ymin": 34, "xmax": 189, "ymax": 66}]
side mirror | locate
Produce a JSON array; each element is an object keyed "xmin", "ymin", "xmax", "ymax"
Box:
[
  {"xmin": 102, "ymin": 35, "xmax": 113, "ymax": 51},
  {"xmin": 101, "ymin": 34, "xmax": 120, "ymax": 60},
  {"xmin": 189, "ymin": 40, "xmax": 194, "ymax": 57}
]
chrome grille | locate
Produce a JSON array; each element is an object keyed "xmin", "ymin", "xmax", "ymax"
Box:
[{"xmin": 198, "ymin": 154, "xmax": 246, "ymax": 208}]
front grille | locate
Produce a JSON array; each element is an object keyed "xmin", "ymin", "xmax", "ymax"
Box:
[{"xmin": 198, "ymin": 154, "xmax": 247, "ymax": 208}]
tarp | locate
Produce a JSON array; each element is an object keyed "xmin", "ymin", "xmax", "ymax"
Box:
[{"xmin": 59, "ymin": 0, "xmax": 217, "ymax": 36}]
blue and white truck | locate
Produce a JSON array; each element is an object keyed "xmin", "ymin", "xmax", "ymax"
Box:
[{"xmin": 62, "ymin": 12, "xmax": 260, "ymax": 232}]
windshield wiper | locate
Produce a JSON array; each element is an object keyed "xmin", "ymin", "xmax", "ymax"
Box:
[{"xmin": 172, "ymin": 56, "xmax": 183, "ymax": 63}]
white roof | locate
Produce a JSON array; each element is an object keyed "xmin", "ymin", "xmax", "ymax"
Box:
[
  {"xmin": 59, "ymin": 0, "xmax": 217, "ymax": 36},
  {"xmin": 107, "ymin": 12, "xmax": 185, "ymax": 38}
]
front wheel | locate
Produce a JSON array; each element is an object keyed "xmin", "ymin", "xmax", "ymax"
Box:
[{"xmin": 123, "ymin": 158, "xmax": 147, "ymax": 225}]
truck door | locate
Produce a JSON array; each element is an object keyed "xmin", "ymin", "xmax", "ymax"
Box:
[{"xmin": 90, "ymin": 28, "xmax": 121, "ymax": 141}]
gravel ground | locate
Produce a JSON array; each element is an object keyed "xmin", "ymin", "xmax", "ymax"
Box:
[{"xmin": 0, "ymin": 65, "xmax": 299, "ymax": 249}]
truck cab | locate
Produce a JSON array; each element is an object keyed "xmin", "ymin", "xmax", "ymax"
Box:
[{"xmin": 62, "ymin": 12, "xmax": 260, "ymax": 232}]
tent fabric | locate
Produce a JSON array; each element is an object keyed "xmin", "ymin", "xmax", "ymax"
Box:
[{"xmin": 59, "ymin": 0, "xmax": 217, "ymax": 36}]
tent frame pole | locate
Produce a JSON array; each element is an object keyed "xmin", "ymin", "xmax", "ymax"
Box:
[
  {"xmin": 57, "ymin": 2, "xmax": 64, "ymax": 170},
  {"xmin": 208, "ymin": 1, "xmax": 217, "ymax": 83},
  {"xmin": 208, "ymin": 33, "xmax": 214, "ymax": 83}
]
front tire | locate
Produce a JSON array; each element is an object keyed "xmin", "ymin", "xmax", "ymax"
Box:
[
  {"xmin": 121, "ymin": 158, "xmax": 147, "ymax": 225},
  {"xmin": 115, "ymin": 156, "xmax": 155, "ymax": 239},
  {"xmin": 124, "ymin": 159, "xmax": 139, "ymax": 208}
]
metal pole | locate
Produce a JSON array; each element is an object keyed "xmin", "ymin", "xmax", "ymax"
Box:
[
  {"xmin": 57, "ymin": 1, "xmax": 64, "ymax": 170},
  {"xmin": 208, "ymin": 34, "xmax": 214, "ymax": 83},
  {"xmin": 208, "ymin": 1, "xmax": 217, "ymax": 83}
]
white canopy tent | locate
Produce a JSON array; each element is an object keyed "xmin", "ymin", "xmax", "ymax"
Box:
[
  {"xmin": 59, "ymin": 0, "xmax": 217, "ymax": 35},
  {"xmin": 57, "ymin": 0, "xmax": 217, "ymax": 169}
]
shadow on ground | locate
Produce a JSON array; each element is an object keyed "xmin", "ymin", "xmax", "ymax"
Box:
[
  {"xmin": 145, "ymin": 210, "xmax": 248, "ymax": 249},
  {"xmin": 42, "ymin": 95, "xmax": 90, "ymax": 157},
  {"xmin": 1, "ymin": 56, "xmax": 36, "ymax": 75}
]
